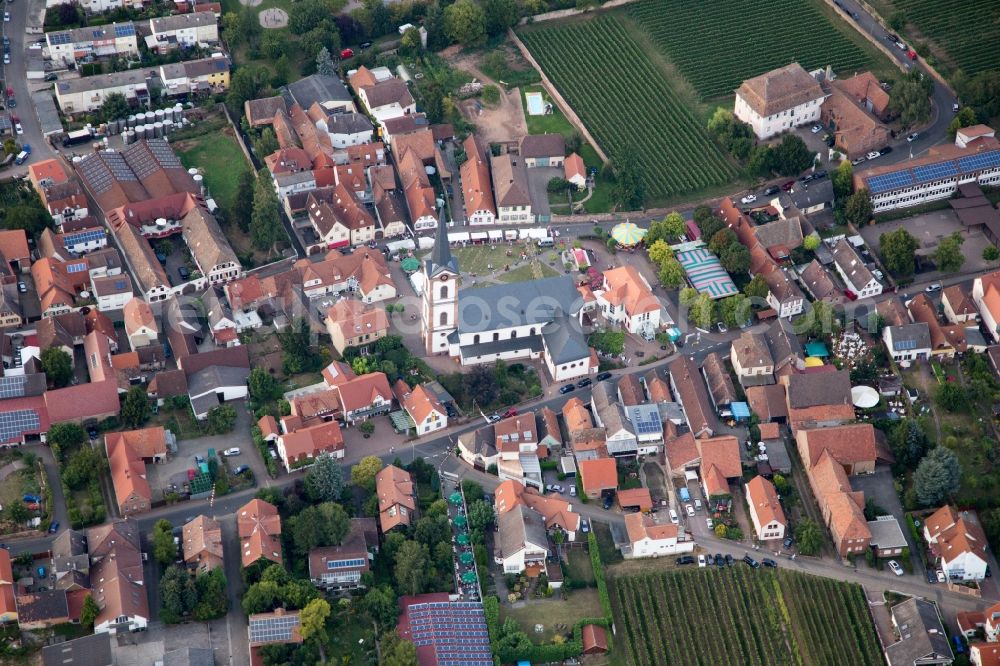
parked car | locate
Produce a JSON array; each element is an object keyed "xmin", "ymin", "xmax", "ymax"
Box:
[
  {"xmin": 810, "ymin": 124, "xmax": 822, "ymax": 133},
  {"xmin": 501, "ymin": 408, "xmax": 518, "ymax": 418},
  {"xmin": 559, "ymin": 384, "xmax": 575, "ymax": 394},
  {"xmin": 925, "ymin": 283, "xmax": 942, "ymax": 292},
  {"xmin": 233, "ymin": 465, "xmax": 249, "ymax": 474},
  {"xmin": 577, "ymin": 378, "xmax": 592, "ymax": 388},
  {"xmin": 953, "ymin": 102, "xmax": 960, "ymax": 112},
  {"xmin": 866, "ymin": 151, "xmax": 881, "ymax": 160},
  {"xmin": 716, "ymin": 321, "xmax": 728, "ymax": 333},
  {"xmin": 740, "ymin": 194, "xmax": 757, "ymax": 205},
  {"xmin": 888, "ymin": 560, "xmax": 904, "ymax": 576},
  {"xmin": 851, "ymin": 156, "xmax": 866, "ymax": 165},
  {"xmin": 812, "ymin": 170, "xmax": 828, "ymax": 180},
  {"xmin": 698, "ymin": 554, "xmax": 707, "ymax": 567},
  {"xmin": 694, "ymin": 499, "xmax": 702, "ymax": 511},
  {"xmin": 359, "ymin": 41, "xmax": 373, "ymax": 49},
  {"xmin": 880, "ymin": 146, "xmax": 894, "ymax": 155},
  {"xmin": 714, "ymin": 554, "xmax": 725, "ymax": 568},
  {"xmin": 675, "ymin": 555, "xmax": 695, "ymax": 566},
  {"xmin": 685, "ymin": 504, "xmax": 695, "ymax": 517},
  {"xmin": 223, "ymin": 447, "xmax": 241, "ymax": 457},
  {"xmin": 873, "ymin": 269, "xmax": 884, "ymax": 280},
  {"xmin": 843, "ymin": 289, "xmax": 858, "ymax": 301},
  {"xmin": 178, "ymin": 266, "xmax": 190, "ymax": 280},
  {"xmin": 781, "ymin": 180, "xmax": 795, "ymax": 191},
  {"xmin": 486, "ymin": 414, "xmax": 501, "ymax": 424},
  {"xmin": 763, "ymin": 185, "xmax": 780, "ymax": 196},
  {"xmin": 602, "ymin": 494, "xmax": 614, "ymax": 510},
  {"xmin": 762, "ymin": 558, "xmax": 777, "ymax": 568},
  {"xmin": 194, "ymin": 455, "xmax": 205, "ymax": 464},
  {"xmin": 706, "ymin": 518, "xmax": 714, "ymax": 529},
  {"xmin": 668, "ymin": 509, "xmax": 679, "ymax": 524},
  {"xmin": 22, "ymin": 494, "xmax": 41, "ymax": 503},
  {"xmin": 48, "ymin": 521, "xmax": 59, "ymax": 534},
  {"xmin": 907, "ymin": 132, "xmax": 919, "ymax": 142},
  {"xmin": 724, "ymin": 554, "xmax": 734, "ymax": 567},
  {"xmin": 340, "ymin": 48, "xmax": 354, "ymax": 58},
  {"xmin": 569, "ymin": 485, "xmax": 576, "ymax": 497},
  {"xmin": 3, "ymin": 12, "xmax": 9, "ymax": 21},
  {"xmin": 953, "ymin": 636, "xmax": 965, "ymax": 654},
  {"xmin": 44, "ymin": 73, "xmax": 58, "ymax": 82},
  {"xmin": 743, "ymin": 554, "xmax": 760, "ymax": 568},
  {"xmin": 936, "ymin": 570, "xmax": 947, "ymax": 583},
  {"xmin": 17, "ymin": 281, "xmax": 26, "ymax": 293},
  {"xmin": 581, "ymin": 518, "xmax": 589, "ymax": 533},
  {"xmin": 782, "ymin": 536, "xmax": 794, "ymax": 549},
  {"xmin": 595, "ymin": 371, "xmax": 612, "ymax": 382},
  {"xmin": 926, "ymin": 569, "xmax": 937, "ymax": 584}
]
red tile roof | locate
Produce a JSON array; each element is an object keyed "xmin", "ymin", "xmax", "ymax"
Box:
[
  {"xmin": 493, "ymin": 479, "xmax": 579, "ymax": 533},
  {"xmin": 279, "ymin": 421, "xmax": 344, "ymax": 466},
  {"xmin": 237, "ymin": 499, "xmax": 282, "ymax": 567},
  {"xmin": 746, "ymin": 475, "xmax": 786, "ymax": 529},
  {"xmin": 617, "ymin": 487, "xmax": 652, "ymax": 510},
  {"xmin": 625, "ymin": 511, "xmax": 678, "ymax": 544},
  {"xmin": 375, "ymin": 464, "xmax": 415, "ymax": 532},
  {"xmin": 580, "ymin": 458, "xmax": 617, "ymax": 494},
  {"xmin": 796, "ymin": 424, "xmax": 877, "ymax": 468}
]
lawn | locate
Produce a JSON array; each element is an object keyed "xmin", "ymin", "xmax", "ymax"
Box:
[
  {"xmin": 500, "ymin": 589, "xmax": 603, "ymax": 644},
  {"xmin": 611, "ymin": 568, "xmax": 882, "ymax": 666},
  {"xmin": 564, "ymin": 547, "xmax": 596, "ymax": 586},
  {"xmin": 496, "ymin": 262, "xmax": 561, "ymax": 284},
  {"xmin": 592, "ymin": 520, "xmax": 624, "ymax": 565},
  {"xmin": 174, "ymin": 126, "xmax": 250, "ymax": 214},
  {"xmin": 521, "ymin": 86, "xmax": 577, "ymax": 137}
]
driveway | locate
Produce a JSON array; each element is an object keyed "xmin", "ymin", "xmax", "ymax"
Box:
[
  {"xmin": 526, "ymin": 166, "xmax": 562, "ymax": 222},
  {"xmin": 850, "ymin": 465, "xmax": 924, "ymax": 573}
]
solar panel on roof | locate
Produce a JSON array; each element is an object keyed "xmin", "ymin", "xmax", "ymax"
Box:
[
  {"xmin": 248, "ymin": 613, "xmax": 300, "ymax": 644},
  {"xmin": 49, "ymin": 32, "xmax": 72, "ymax": 46},
  {"xmin": 0, "ymin": 376, "xmax": 28, "ymax": 399},
  {"xmin": 867, "ymin": 170, "xmax": 914, "ymax": 194},
  {"xmin": 114, "ymin": 23, "xmax": 135, "ymax": 37},
  {"xmin": 913, "ymin": 161, "xmax": 958, "ymax": 183},
  {"xmin": 958, "ymin": 150, "xmax": 1000, "ymax": 173},
  {"xmin": 0, "ymin": 409, "xmax": 41, "ymax": 443},
  {"xmin": 64, "ymin": 229, "xmax": 106, "ymax": 246}
]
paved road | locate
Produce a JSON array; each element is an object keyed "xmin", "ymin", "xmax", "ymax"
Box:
[{"xmin": 1, "ymin": 0, "xmax": 54, "ymax": 172}]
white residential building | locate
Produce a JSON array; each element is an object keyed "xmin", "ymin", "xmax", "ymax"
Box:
[
  {"xmin": 974, "ymin": 272, "xmax": 1000, "ymax": 342},
  {"xmin": 923, "ymin": 506, "xmax": 989, "ymax": 582},
  {"xmin": 734, "ymin": 63, "xmax": 826, "ymax": 140},
  {"xmin": 46, "ymin": 22, "xmax": 139, "ymax": 66},
  {"xmin": 882, "ymin": 323, "xmax": 932, "ymax": 363},
  {"xmin": 148, "ymin": 12, "xmax": 219, "ymax": 49},
  {"xmin": 595, "ymin": 265, "xmax": 661, "ymax": 336},
  {"xmin": 623, "ymin": 513, "xmax": 694, "ymax": 558},
  {"xmin": 746, "ymin": 476, "xmax": 787, "ymax": 542},
  {"xmin": 831, "ymin": 239, "xmax": 882, "ymax": 299},
  {"xmin": 494, "ymin": 506, "xmax": 548, "ymax": 574},
  {"xmin": 54, "ymin": 70, "xmax": 148, "ymax": 115}
]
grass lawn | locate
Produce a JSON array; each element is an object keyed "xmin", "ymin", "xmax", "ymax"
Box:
[
  {"xmin": 521, "ymin": 86, "xmax": 577, "ymax": 137},
  {"xmin": 327, "ymin": 608, "xmax": 378, "ymax": 664},
  {"xmin": 565, "ymin": 547, "xmax": 596, "ymax": 586},
  {"xmin": 593, "ymin": 521, "xmax": 624, "ymax": 565},
  {"xmin": 496, "ymin": 261, "xmax": 562, "ymax": 285},
  {"xmin": 174, "ymin": 127, "xmax": 250, "ymax": 213},
  {"xmin": 500, "ymin": 589, "xmax": 603, "ymax": 643}
]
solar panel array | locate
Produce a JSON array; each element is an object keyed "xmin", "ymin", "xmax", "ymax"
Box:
[
  {"xmin": 248, "ymin": 613, "xmax": 300, "ymax": 644},
  {"xmin": 326, "ymin": 558, "xmax": 364, "ymax": 570},
  {"xmin": 0, "ymin": 376, "xmax": 28, "ymax": 399},
  {"xmin": 114, "ymin": 23, "xmax": 136, "ymax": 37},
  {"xmin": 867, "ymin": 149, "xmax": 1000, "ymax": 194},
  {"xmin": 894, "ymin": 338, "xmax": 917, "ymax": 351},
  {"xmin": 630, "ymin": 407, "xmax": 662, "ymax": 436},
  {"xmin": 48, "ymin": 32, "xmax": 72, "ymax": 46},
  {"xmin": 0, "ymin": 409, "xmax": 41, "ymax": 443},
  {"xmin": 408, "ymin": 601, "xmax": 493, "ymax": 666},
  {"xmin": 67, "ymin": 262, "xmax": 87, "ymax": 274},
  {"xmin": 64, "ymin": 229, "xmax": 106, "ymax": 247}
]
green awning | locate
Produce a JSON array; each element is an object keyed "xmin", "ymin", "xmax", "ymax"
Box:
[
  {"xmin": 449, "ymin": 492, "xmax": 463, "ymax": 505},
  {"xmin": 401, "ymin": 257, "xmax": 420, "ymax": 272},
  {"xmin": 389, "ymin": 409, "xmax": 415, "ymax": 432},
  {"xmin": 453, "ymin": 515, "xmax": 467, "ymax": 527},
  {"xmin": 461, "ymin": 571, "xmax": 477, "ymax": 583},
  {"xmin": 459, "ymin": 551, "xmax": 474, "ymax": 564},
  {"xmin": 456, "ymin": 533, "xmax": 470, "ymax": 545}
]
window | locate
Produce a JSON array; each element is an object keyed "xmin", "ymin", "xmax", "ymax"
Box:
[
  {"xmin": 473, "ymin": 334, "xmax": 480, "ymax": 344},
  {"xmin": 493, "ymin": 332, "xmax": 499, "ymax": 342},
  {"xmin": 511, "ymin": 330, "xmax": 517, "ymax": 339},
  {"xmin": 440, "ymin": 285, "xmax": 449, "ymax": 299},
  {"xmin": 440, "ymin": 311, "xmax": 448, "ymax": 326}
]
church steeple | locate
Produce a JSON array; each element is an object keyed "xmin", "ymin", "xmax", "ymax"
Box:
[{"xmin": 426, "ymin": 203, "xmax": 458, "ymax": 278}]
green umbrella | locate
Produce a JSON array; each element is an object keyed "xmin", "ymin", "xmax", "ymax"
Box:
[
  {"xmin": 453, "ymin": 514, "xmax": 467, "ymax": 527},
  {"xmin": 460, "ymin": 551, "xmax": 474, "ymax": 565},
  {"xmin": 456, "ymin": 533, "xmax": 470, "ymax": 545},
  {"xmin": 449, "ymin": 492, "xmax": 463, "ymax": 505},
  {"xmin": 610, "ymin": 221, "xmax": 648, "ymax": 247},
  {"xmin": 401, "ymin": 257, "xmax": 420, "ymax": 273},
  {"xmin": 461, "ymin": 571, "xmax": 477, "ymax": 583}
]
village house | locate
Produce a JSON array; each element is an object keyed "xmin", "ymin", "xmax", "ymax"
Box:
[
  {"xmin": 745, "ymin": 475, "xmax": 786, "ymax": 541},
  {"xmin": 883, "ymin": 322, "xmax": 932, "ymax": 363},
  {"xmin": 394, "ymin": 380, "xmax": 447, "ymax": 437},
  {"xmin": 375, "ymin": 464, "xmax": 417, "ymax": 532},
  {"xmin": 668, "ymin": 355, "xmax": 716, "ymax": 437},
  {"xmin": 275, "ymin": 421, "xmax": 345, "ymax": 472},
  {"xmin": 324, "ymin": 299, "xmax": 389, "ymax": 355},
  {"xmin": 884, "ymin": 598, "xmax": 954, "ymax": 666},
  {"xmin": 665, "ymin": 433, "xmax": 742, "ymax": 501},
  {"xmin": 105, "ymin": 427, "xmax": 171, "ymax": 517},
  {"xmin": 308, "ymin": 518, "xmax": 378, "ymax": 592},
  {"xmin": 307, "ymin": 185, "xmax": 377, "ymax": 249},
  {"xmin": 781, "ymin": 370, "xmax": 855, "ymax": 429},
  {"xmin": 182, "ymin": 515, "xmax": 224, "ymax": 573},
  {"xmin": 237, "ymin": 499, "xmax": 283, "ymax": 568},
  {"xmin": 461, "ymin": 135, "xmax": 497, "ymax": 226},
  {"xmin": 923, "ymin": 506, "xmax": 990, "ymax": 582},
  {"xmin": 518, "ymin": 134, "xmax": 565, "ymax": 167},
  {"xmin": 831, "ymin": 239, "xmax": 882, "ymax": 299},
  {"xmin": 494, "ymin": 479, "xmax": 580, "ymax": 539},
  {"xmin": 623, "ymin": 512, "xmax": 694, "ymax": 558},
  {"xmin": 734, "ymin": 62, "xmax": 826, "ymax": 140},
  {"xmin": 491, "ymin": 154, "xmax": 533, "ymax": 224},
  {"xmin": 595, "ymin": 265, "xmax": 661, "ymax": 336},
  {"xmin": 88, "ymin": 519, "xmax": 148, "ymax": 634},
  {"xmin": 495, "ymin": 505, "xmax": 549, "ymax": 574}
]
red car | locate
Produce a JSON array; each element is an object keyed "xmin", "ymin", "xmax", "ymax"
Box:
[
  {"xmin": 908, "ymin": 49, "xmax": 917, "ymax": 60},
  {"xmin": 843, "ymin": 289, "xmax": 858, "ymax": 301},
  {"xmin": 502, "ymin": 408, "xmax": 518, "ymax": 418},
  {"xmin": 5, "ymin": 87, "xmax": 12, "ymax": 97},
  {"xmin": 340, "ymin": 48, "xmax": 354, "ymax": 59},
  {"xmin": 781, "ymin": 181, "xmax": 795, "ymax": 192}
]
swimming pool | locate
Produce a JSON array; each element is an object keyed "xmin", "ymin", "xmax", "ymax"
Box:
[{"xmin": 525, "ymin": 91, "xmax": 546, "ymax": 115}]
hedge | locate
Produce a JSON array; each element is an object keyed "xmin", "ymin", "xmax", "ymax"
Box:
[{"xmin": 589, "ymin": 531, "xmax": 613, "ymax": 624}]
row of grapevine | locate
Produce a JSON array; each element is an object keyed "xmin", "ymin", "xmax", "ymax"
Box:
[
  {"xmin": 518, "ymin": 15, "xmax": 738, "ymax": 200},
  {"xmin": 609, "ymin": 568, "xmax": 882, "ymax": 665},
  {"xmin": 892, "ymin": 0, "xmax": 1000, "ymax": 74},
  {"xmin": 626, "ymin": 0, "xmax": 876, "ymax": 99}
]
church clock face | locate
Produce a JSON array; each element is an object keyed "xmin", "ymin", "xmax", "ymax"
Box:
[{"xmin": 440, "ymin": 274, "xmax": 449, "ymax": 281}]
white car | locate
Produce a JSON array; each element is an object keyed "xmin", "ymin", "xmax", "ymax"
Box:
[
  {"xmin": 697, "ymin": 554, "xmax": 707, "ymax": 568},
  {"xmin": 223, "ymin": 447, "xmax": 241, "ymax": 457},
  {"xmin": 810, "ymin": 124, "xmax": 822, "ymax": 133},
  {"xmin": 685, "ymin": 504, "xmax": 695, "ymax": 517},
  {"xmin": 14, "ymin": 123, "xmax": 22, "ymax": 135},
  {"xmin": 3, "ymin": 11, "xmax": 9, "ymax": 20},
  {"xmin": 925, "ymin": 283, "xmax": 942, "ymax": 293},
  {"xmin": 888, "ymin": 560, "xmax": 904, "ymax": 576},
  {"xmin": 569, "ymin": 485, "xmax": 576, "ymax": 497},
  {"xmin": 2, "ymin": 54, "xmax": 8, "ymax": 64},
  {"xmin": 873, "ymin": 269, "xmax": 884, "ymax": 280},
  {"xmin": 866, "ymin": 151, "xmax": 881, "ymax": 160},
  {"xmin": 668, "ymin": 509, "xmax": 679, "ymax": 525},
  {"xmin": 907, "ymin": 132, "xmax": 919, "ymax": 142},
  {"xmin": 936, "ymin": 570, "xmax": 946, "ymax": 583},
  {"xmin": 740, "ymin": 194, "xmax": 757, "ymax": 205},
  {"xmin": 851, "ymin": 156, "xmax": 866, "ymax": 165},
  {"xmin": 706, "ymin": 518, "xmax": 714, "ymax": 530}
]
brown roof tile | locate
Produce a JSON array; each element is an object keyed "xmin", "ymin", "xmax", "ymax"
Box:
[{"xmin": 737, "ymin": 63, "xmax": 825, "ymax": 118}]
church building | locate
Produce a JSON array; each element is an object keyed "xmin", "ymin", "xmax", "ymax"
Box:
[{"xmin": 421, "ymin": 213, "xmax": 596, "ymax": 381}]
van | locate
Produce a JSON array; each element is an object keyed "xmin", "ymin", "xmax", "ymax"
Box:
[
  {"xmin": 694, "ymin": 498, "xmax": 702, "ymax": 511},
  {"xmin": 14, "ymin": 150, "xmax": 27, "ymax": 165},
  {"xmin": 537, "ymin": 237, "xmax": 555, "ymax": 248},
  {"xmin": 668, "ymin": 509, "xmax": 679, "ymax": 525}
]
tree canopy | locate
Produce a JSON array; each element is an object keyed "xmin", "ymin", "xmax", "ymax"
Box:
[
  {"xmin": 444, "ymin": 0, "xmax": 486, "ymax": 46},
  {"xmin": 879, "ymin": 227, "xmax": 919, "ymax": 276},
  {"xmin": 40, "ymin": 347, "xmax": 72, "ymax": 388},
  {"xmin": 933, "ymin": 232, "xmax": 965, "ymax": 273},
  {"xmin": 304, "ymin": 454, "xmax": 345, "ymax": 503},
  {"xmin": 914, "ymin": 446, "xmax": 961, "ymax": 506}
]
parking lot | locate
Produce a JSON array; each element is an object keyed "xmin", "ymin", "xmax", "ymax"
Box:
[{"xmin": 859, "ymin": 208, "xmax": 994, "ymax": 277}]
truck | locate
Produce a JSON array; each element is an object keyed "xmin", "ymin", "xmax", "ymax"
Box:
[
  {"xmin": 14, "ymin": 149, "xmax": 27, "ymax": 165},
  {"xmin": 62, "ymin": 128, "xmax": 93, "ymax": 147},
  {"xmin": 678, "ymin": 487, "xmax": 690, "ymax": 502}
]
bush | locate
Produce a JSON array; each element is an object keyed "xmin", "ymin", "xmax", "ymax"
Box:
[
  {"xmin": 481, "ymin": 84, "xmax": 501, "ymax": 105},
  {"xmin": 984, "ymin": 246, "xmax": 999, "ymax": 261}
]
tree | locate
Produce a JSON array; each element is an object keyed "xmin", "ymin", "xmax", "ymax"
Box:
[
  {"xmin": 252, "ymin": 127, "xmax": 279, "ymax": 159},
  {"xmin": 394, "ymin": 540, "xmax": 430, "ymax": 595},
  {"xmin": 3, "ymin": 206, "xmax": 51, "ymax": 237},
  {"xmin": 831, "ymin": 160, "xmax": 854, "ymax": 199},
  {"xmin": 299, "ymin": 598, "xmax": 331, "ymax": 662},
  {"xmin": 844, "ymin": 188, "xmax": 873, "ymax": 226},
  {"xmin": 889, "ymin": 420, "xmax": 929, "ymax": 470},
  {"xmin": 657, "ymin": 257, "xmax": 685, "ymax": 288},
  {"xmin": 424, "ymin": 1, "xmax": 449, "ymax": 51},
  {"xmin": 794, "ymin": 518, "xmax": 823, "ymax": 556},
  {"xmin": 121, "ymin": 386, "xmax": 150, "ymax": 428},
  {"xmin": 468, "ymin": 499, "xmax": 495, "ymax": 532},
  {"xmin": 304, "ymin": 454, "xmax": 344, "ymax": 503},
  {"xmin": 278, "ymin": 317, "xmax": 317, "ymax": 374},
  {"xmin": 80, "ymin": 594, "xmax": 100, "ymax": 629},
  {"xmin": 351, "ymin": 455, "xmax": 383, "ymax": 492},
  {"xmin": 914, "ymin": 446, "xmax": 961, "ymax": 506},
  {"xmin": 748, "ymin": 144, "xmax": 774, "ymax": 177},
  {"xmin": 483, "ymin": 0, "xmax": 518, "ymax": 36},
  {"xmin": 289, "ymin": 0, "xmax": 332, "ymax": 35},
  {"xmin": 743, "ymin": 273, "xmax": 769, "ymax": 300},
  {"xmin": 193, "ymin": 568, "xmax": 228, "ymax": 620},
  {"xmin": 248, "ymin": 367, "xmax": 281, "ymax": 402},
  {"xmin": 47, "ymin": 422, "xmax": 86, "ymax": 462},
  {"xmin": 5, "ymin": 500, "xmax": 28, "ymax": 525},
  {"xmin": 242, "ymin": 580, "xmax": 281, "ymax": 615},
  {"xmin": 888, "ymin": 72, "xmax": 934, "ymax": 130},
  {"xmin": 444, "ymin": 0, "xmax": 486, "ymax": 46},
  {"xmin": 708, "ymin": 228, "xmax": 737, "ymax": 255},
  {"xmin": 381, "ymin": 631, "xmax": 419, "ymax": 666},
  {"xmin": 609, "ymin": 148, "xmax": 644, "ymax": 210},
  {"xmin": 160, "ymin": 565, "xmax": 198, "ymax": 619},
  {"xmin": 773, "ymin": 134, "xmax": 814, "ymax": 176},
  {"xmin": 720, "ymin": 243, "xmax": 751, "ymax": 275},
  {"xmin": 315, "ymin": 46, "xmax": 335, "ymax": 77},
  {"xmin": 362, "ymin": 0, "xmax": 390, "ymax": 36},
  {"xmin": 935, "ymin": 382, "xmax": 967, "ymax": 412},
  {"xmin": 686, "ymin": 292, "xmax": 715, "ymax": 329},
  {"xmin": 152, "ymin": 519, "xmax": 177, "ymax": 566},
  {"xmin": 251, "ymin": 168, "xmax": 284, "ymax": 253},
  {"xmin": 226, "ymin": 64, "xmax": 268, "ymax": 115},
  {"xmin": 647, "ymin": 239, "xmax": 674, "ymax": 266},
  {"xmin": 719, "ymin": 294, "xmax": 751, "ymax": 328},
  {"xmin": 647, "ymin": 211, "xmax": 687, "ymax": 242},
  {"xmin": 98, "ymin": 92, "xmax": 129, "ymax": 122},
  {"xmin": 947, "ymin": 106, "xmax": 978, "ymax": 139},
  {"xmin": 695, "ymin": 213, "xmax": 725, "ymax": 240},
  {"xmin": 463, "ymin": 365, "xmax": 498, "ymax": 407},
  {"xmin": 879, "ymin": 227, "xmax": 919, "ymax": 276},
  {"xmin": 399, "ymin": 26, "xmax": 422, "ymax": 56},
  {"xmin": 802, "ymin": 234, "xmax": 820, "ymax": 252},
  {"xmin": 546, "ymin": 177, "xmax": 572, "ymax": 194},
  {"xmin": 206, "ymin": 405, "xmax": 237, "ymax": 434},
  {"xmin": 933, "ymin": 232, "xmax": 965, "ymax": 273},
  {"xmin": 230, "ymin": 168, "xmax": 256, "ymax": 232},
  {"xmin": 363, "ymin": 586, "xmax": 399, "ymax": 630},
  {"xmin": 957, "ymin": 70, "xmax": 1000, "ymax": 119},
  {"xmin": 986, "ymin": 245, "xmax": 1000, "ymax": 261},
  {"xmin": 40, "ymin": 347, "xmax": 72, "ymax": 388}
]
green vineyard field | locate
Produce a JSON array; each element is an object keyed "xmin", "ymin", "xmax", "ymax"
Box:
[
  {"xmin": 611, "ymin": 567, "xmax": 883, "ymax": 666},
  {"xmin": 518, "ymin": 15, "xmax": 738, "ymax": 200},
  {"xmin": 625, "ymin": 0, "xmax": 878, "ymax": 100},
  {"xmin": 891, "ymin": 0, "xmax": 1000, "ymax": 75}
]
